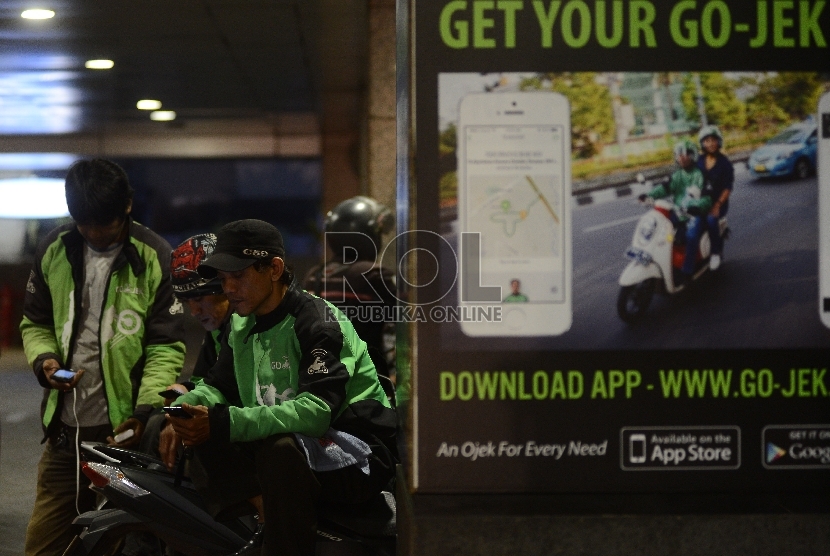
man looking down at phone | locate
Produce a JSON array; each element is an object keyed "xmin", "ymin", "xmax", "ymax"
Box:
[
  {"xmin": 165, "ymin": 233, "xmax": 233, "ymax": 396},
  {"xmin": 162, "ymin": 219, "xmax": 397, "ymax": 556},
  {"xmin": 144, "ymin": 233, "xmax": 232, "ymax": 457},
  {"xmin": 20, "ymin": 159, "xmax": 185, "ymax": 556},
  {"xmin": 170, "ymin": 233, "xmax": 232, "ymax": 381}
]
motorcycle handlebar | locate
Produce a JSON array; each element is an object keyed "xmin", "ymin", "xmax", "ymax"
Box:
[{"xmin": 638, "ymin": 194, "xmax": 655, "ymax": 207}]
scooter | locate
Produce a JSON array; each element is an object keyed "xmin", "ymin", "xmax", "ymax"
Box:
[
  {"xmin": 62, "ymin": 441, "xmax": 396, "ymax": 556},
  {"xmin": 617, "ymin": 191, "xmax": 728, "ymax": 323}
]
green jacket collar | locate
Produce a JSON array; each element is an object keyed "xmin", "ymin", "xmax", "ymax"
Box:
[{"xmin": 243, "ymin": 281, "xmax": 301, "ymax": 342}]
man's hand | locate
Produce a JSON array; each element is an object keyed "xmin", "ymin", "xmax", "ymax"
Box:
[
  {"xmin": 166, "ymin": 403, "xmax": 210, "ymax": 447},
  {"xmin": 108, "ymin": 417, "xmax": 144, "ymax": 448},
  {"xmin": 43, "ymin": 359, "xmax": 85, "ymax": 392},
  {"xmin": 159, "ymin": 422, "xmax": 181, "ymax": 471}
]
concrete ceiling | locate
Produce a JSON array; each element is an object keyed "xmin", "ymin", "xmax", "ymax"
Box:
[{"xmin": 0, "ymin": 0, "xmax": 367, "ymax": 157}]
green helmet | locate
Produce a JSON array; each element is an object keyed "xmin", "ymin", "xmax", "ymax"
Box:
[
  {"xmin": 673, "ymin": 139, "xmax": 699, "ymax": 163},
  {"xmin": 698, "ymin": 125, "xmax": 723, "ymax": 149}
]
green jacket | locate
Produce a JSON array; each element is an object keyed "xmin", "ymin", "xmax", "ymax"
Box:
[
  {"xmin": 178, "ymin": 284, "xmax": 397, "ymax": 458},
  {"xmin": 648, "ymin": 166, "xmax": 711, "ymax": 221},
  {"xmin": 20, "ymin": 219, "xmax": 186, "ymax": 433}
]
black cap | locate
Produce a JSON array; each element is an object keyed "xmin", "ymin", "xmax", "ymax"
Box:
[{"xmin": 198, "ymin": 219, "xmax": 286, "ymax": 278}]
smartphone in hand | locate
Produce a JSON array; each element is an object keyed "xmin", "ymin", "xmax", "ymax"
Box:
[
  {"xmin": 52, "ymin": 369, "xmax": 76, "ymax": 383},
  {"xmin": 113, "ymin": 429, "xmax": 135, "ymax": 443},
  {"xmin": 163, "ymin": 406, "xmax": 193, "ymax": 419}
]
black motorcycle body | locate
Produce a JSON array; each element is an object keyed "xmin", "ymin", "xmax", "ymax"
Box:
[{"xmin": 63, "ymin": 442, "xmax": 396, "ymax": 556}]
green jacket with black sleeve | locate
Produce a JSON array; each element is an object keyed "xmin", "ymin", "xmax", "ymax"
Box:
[
  {"xmin": 647, "ymin": 166, "xmax": 711, "ymax": 222},
  {"xmin": 176, "ymin": 283, "xmax": 397, "ymax": 462},
  {"xmin": 20, "ymin": 219, "xmax": 186, "ymax": 435}
]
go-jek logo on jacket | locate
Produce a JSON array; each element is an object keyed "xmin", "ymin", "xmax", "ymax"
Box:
[
  {"xmin": 766, "ymin": 443, "xmax": 787, "ymax": 464},
  {"xmin": 116, "ymin": 309, "xmax": 142, "ymax": 335},
  {"xmin": 307, "ymin": 348, "xmax": 329, "ymax": 375}
]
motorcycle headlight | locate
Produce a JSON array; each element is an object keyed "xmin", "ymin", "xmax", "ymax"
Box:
[{"xmin": 635, "ymin": 216, "xmax": 657, "ymax": 246}]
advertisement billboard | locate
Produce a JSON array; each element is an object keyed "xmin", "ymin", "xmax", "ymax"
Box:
[{"xmin": 399, "ymin": 0, "xmax": 830, "ymax": 499}]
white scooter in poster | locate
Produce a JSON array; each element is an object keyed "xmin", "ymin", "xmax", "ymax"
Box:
[{"xmin": 616, "ymin": 185, "xmax": 729, "ymax": 323}]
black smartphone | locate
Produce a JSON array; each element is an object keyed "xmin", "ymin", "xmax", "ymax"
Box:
[
  {"xmin": 52, "ymin": 369, "xmax": 76, "ymax": 383},
  {"xmin": 158, "ymin": 388, "xmax": 184, "ymax": 399},
  {"xmin": 163, "ymin": 406, "xmax": 192, "ymax": 419}
]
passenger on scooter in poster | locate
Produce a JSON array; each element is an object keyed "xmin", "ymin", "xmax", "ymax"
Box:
[
  {"xmin": 644, "ymin": 140, "xmax": 712, "ymax": 285},
  {"xmin": 697, "ymin": 125, "xmax": 734, "ymax": 271}
]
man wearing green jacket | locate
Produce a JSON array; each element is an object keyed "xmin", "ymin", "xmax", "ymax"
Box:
[
  {"xmin": 163, "ymin": 219, "xmax": 397, "ymax": 556},
  {"xmin": 646, "ymin": 140, "xmax": 712, "ymax": 283},
  {"xmin": 20, "ymin": 159, "xmax": 186, "ymax": 556}
]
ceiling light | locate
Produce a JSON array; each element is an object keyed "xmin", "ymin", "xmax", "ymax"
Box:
[
  {"xmin": 85, "ymin": 59, "xmax": 114, "ymax": 70},
  {"xmin": 21, "ymin": 9, "xmax": 55, "ymax": 20},
  {"xmin": 136, "ymin": 99, "xmax": 162, "ymax": 110},
  {"xmin": 150, "ymin": 110, "xmax": 176, "ymax": 121}
]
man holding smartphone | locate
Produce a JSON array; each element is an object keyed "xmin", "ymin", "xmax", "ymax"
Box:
[
  {"xmin": 162, "ymin": 219, "xmax": 397, "ymax": 556},
  {"xmin": 169, "ymin": 233, "xmax": 233, "ymax": 385},
  {"xmin": 20, "ymin": 159, "xmax": 186, "ymax": 556},
  {"xmin": 140, "ymin": 233, "xmax": 233, "ymax": 457}
]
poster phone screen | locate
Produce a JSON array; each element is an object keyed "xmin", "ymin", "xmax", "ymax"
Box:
[
  {"xmin": 819, "ymin": 92, "xmax": 830, "ymax": 329},
  {"xmin": 458, "ymin": 93, "xmax": 571, "ymax": 336}
]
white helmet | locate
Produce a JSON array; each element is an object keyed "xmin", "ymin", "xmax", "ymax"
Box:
[
  {"xmin": 673, "ymin": 139, "xmax": 699, "ymax": 163},
  {"xmin": 697, "ymin": 125, "xmax": 723, "ymax": 149}
]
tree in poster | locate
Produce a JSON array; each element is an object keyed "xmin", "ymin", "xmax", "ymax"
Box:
[
  {"xmin": 521, "ymin": 73, "xmax": 615, "ymax": 159},
  {"xmin": 680, "ymin": 72, "xmax": 746, "ymax": 132},
  {"xmin": 752, "ymin": 72, "xmax": 825, "ymax": 121},
  {"xmin": 439, "ymin": 122, "xmax": 457, "ymax": 155},
  {"xmin": 438, "ymin": 122, "xmax": 458, "ymax": 205},
  {"xmin": 744, "ymin": 90, "xmax": 789, "ymax": 135}
]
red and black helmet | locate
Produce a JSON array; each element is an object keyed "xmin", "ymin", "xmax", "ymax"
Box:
[{"xmin": 170, "ymin": 233, "xmax": 224, "ymax": 298}]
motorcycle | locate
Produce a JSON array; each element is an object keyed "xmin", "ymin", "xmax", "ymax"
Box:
[
  {"xmin": 617, "ymin": 184, "xmax": 728, "ymax": 323},
  {"xmin": 62, "ymin": 441, "xmax": 397, "ymax": 556}
]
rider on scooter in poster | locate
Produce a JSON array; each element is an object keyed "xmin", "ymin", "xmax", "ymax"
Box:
[
  {"xmin": 697, "ymin": 125, "xmax": 734, "ymax": 271},
  {"xmin": 643, "ymin": 140, "xmax": 712, "ymax": 285}
]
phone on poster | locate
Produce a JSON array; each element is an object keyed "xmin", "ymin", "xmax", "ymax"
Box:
[
  {"xmin": 819, "ymin": 91, "xmax": 830, "ymax": 329},
  {"xmin": 457, "ymin": 92, "xmax": 572, "ymax": 336}
]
